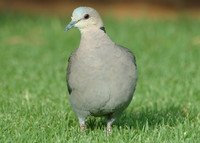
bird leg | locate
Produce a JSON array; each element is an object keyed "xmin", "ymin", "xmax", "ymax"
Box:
[
  {"xmin": 81, "ymin": 124, "xmax": 85, "ymax": 131},
  {"xmin": 107, "ymin": 117, "xmax": 116, "ymax": 135},
  {"xmin": 78, "ymin": 117, "xmax": 86, "ymax": 132},
  {"xmin": 107, "ymin": 123, "xmax": 111, "ymax": 135}
]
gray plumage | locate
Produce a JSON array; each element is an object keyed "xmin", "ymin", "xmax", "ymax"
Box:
[{"xmin": 65, "ymin": 7, "xmax": 138, "ymax": 134}]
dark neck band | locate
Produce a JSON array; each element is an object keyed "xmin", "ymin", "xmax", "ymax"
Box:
[{"xmin": 100, "ymin": 26, "xmax": 106, "ymax": 33}]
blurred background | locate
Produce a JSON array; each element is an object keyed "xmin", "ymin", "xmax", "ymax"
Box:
[{"xmin": 0, "ymin": 0, "xmax": 200, "ymax": 18}]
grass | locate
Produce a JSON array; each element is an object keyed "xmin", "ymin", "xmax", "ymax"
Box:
[{"xmin": 0, "ymin": 13, "xmax": 200, "ymax": 142}]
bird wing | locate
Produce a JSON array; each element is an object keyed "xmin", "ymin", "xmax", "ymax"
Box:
[
  {"xmin": 66, "ymin": 49, "xmax": 77, "ymax": 94},
  {"xmin": 116, "ymin": 44, "xmax": 137, "ymax": 68}
]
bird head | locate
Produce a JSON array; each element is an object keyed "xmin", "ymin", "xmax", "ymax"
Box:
[{"xmin": 65, "ymin": 7, "xmax": 104, "ymax": 32}]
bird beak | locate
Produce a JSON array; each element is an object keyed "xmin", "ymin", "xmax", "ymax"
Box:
[{"xmin": 65, "ymin": 21, "xmax": 77, "ymax": 31}]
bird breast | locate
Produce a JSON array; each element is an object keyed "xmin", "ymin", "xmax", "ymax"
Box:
[{"xmin": 69, "ymin": 43, "xmax": 137, "ymax": 115}]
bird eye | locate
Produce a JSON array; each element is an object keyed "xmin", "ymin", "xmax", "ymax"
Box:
[{"xmin": 84, "ymin": 14, "xmax": 90, "ymax": 19}]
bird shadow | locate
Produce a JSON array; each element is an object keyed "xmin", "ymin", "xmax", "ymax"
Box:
[{"xmin": 86, "ymin": 104, "xmax": 195, "ymax": 131}]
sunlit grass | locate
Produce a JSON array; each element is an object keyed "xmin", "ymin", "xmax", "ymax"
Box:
[{"xmin": 0, "ymin": 13, "xmax": 200, "ymax": 142}]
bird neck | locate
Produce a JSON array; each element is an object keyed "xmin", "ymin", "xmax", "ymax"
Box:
[
  {"xmin": 77, "ymin": 27, "xmax": 115, "ymax": 64},
  {"xmin": 79, "ymin": 27, "xmax": 113, "ymax": 49}
]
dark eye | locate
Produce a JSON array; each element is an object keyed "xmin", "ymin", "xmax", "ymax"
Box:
[{"xmin": 84, "ymin": 14, "xmax": 90, "ymax": 19}]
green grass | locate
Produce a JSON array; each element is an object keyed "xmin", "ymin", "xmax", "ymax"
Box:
[{"xmin": 0, "ymin": 13, "xmax": 200, "ymax": 142}]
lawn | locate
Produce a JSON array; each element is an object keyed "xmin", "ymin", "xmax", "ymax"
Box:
[{"xmin": 0, "ymin": 13, "xmax": 200, "ymax": 142}]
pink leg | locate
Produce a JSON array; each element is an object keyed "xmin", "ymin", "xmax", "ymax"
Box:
[
  {"xmin": 107, "ymin": 124, "xmax": 111, "ymax": 135},
  {"xmin": 107, "ymin": 117, "xmax": 116, "ymax": 135},
  {"xmin": 78, "ymin": 117, "xmax": 86, "ymax": 132},
  {"xmin": 81, "ymin": 124, "xmax": 85, "ymax": 132}
]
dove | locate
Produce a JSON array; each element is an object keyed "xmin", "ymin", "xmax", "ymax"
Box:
[{"xmin": 65, "ymin": 7, "xmax": 138, "ymax": 135}]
